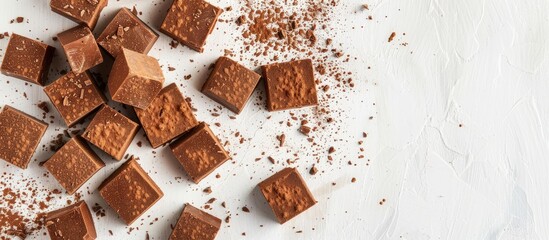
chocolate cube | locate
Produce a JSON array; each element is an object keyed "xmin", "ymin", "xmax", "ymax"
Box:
[
  {"xmin": 108, "ymin": 48, "xmax": 164, "ymax": 109},
  {"xmin": 169, "ymin": 204, "xmax": 221, "ymax": 240},
  {"xmin": 44, "ymin": 136, "xmax": 105, "ymax": 195},
  {"xmin": 45, "ymin": 201, "xmax": 96, "ymax": 240},
  {"xmin": 99, "ymin": 157, "xmax": 163, "ymax": 225},
  {"xmin": 170, "ymin": 122, "xmax": 229, "ymax": 183},
  {"xmin": 0, "ymin": 33, "xmax": 55, "ymax": 85},
  {"xmin": 57, "ymin": 25, "xmax": 103, "ymax": 74},
  {"xmin": 262, "ymin": 59, "xmax": 318, "ymax": 111},
  {"xmin": 160, "ymin": 0, "xmax": 222, "ymax": 52},
  {"xmin": 258, "ymin": 168, "xmax": 316, "ymax": 224},
  {"xmin": 43, "ymin": 71, "xmax": 106, "ymax": 127},
  {"xmin": 82, "ymin": 104, "xmax": 139, "ymax": 160},
  {"xmin": 97, "ymin": 8, "xmax": 159, "ymax": 58},
  {"xmin": 135, "ymin": 83, "xmax": 198, "ymax": 149},
  {"xmin": 50, "ymin": 0, "xmax": 108, "ymax": 30},
  {"xmin": 0, "ymin": 105, "xmax": 48, "ymax": 169},
  {"xmin": 202, "ymin": 57, "xmax": 261, "ymax": 114}
]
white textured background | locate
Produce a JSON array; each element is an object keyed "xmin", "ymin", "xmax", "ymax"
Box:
[{"xmin": 1, "ymin": 0, "xmax": 548, "ymax": 239}]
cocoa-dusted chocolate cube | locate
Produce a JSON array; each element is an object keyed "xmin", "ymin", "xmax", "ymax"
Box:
[
  {"xmin": 108, "ymin": 48, "xmax": 164, "ymax": 109},
  {"xmin": 45, "ymin": 200, "xmax": 96, "ymax": 240},
  {"xmin": 44, "ymin": 71, "xmax": 106, "ymax": 127},
  {"xmin": 0, "ymin": 33, "xmax": 55, "ymax": 85},
  {"xmin": 201, "ymin": 57, "xmax": 261, "ymax": 114},
  {"xmin": 57, "ymin": 25, "xmax": 103, "ymax": 74},
  {"xmin": 99, "ymin": 157, "xmax": 163, "ymax": 225},
  {"xmin": 262, "ymin": 59, "xmax": 318, "ymax": 111},
  {"xmin": 160, "ymin": 0, "xmax": 222, "ymax": 52},
  {"xmin": 169, "ymin": 204, "xmax": 221, "ymax": 240},
  {"xmin": 50, "ymin": 0, "xmax": 107, "ymax": 30},
  {"xmin": 258, "ymin": 167, "xmax": 316, "ymax": 224},
  {"xmin": 44, "ymin": 136, "xmax": 105, "ymax": 195},
  {"xmin": 0, "ymin": 105, "xmax": 48, "ymax": 169},
  {"xmin": 170, "ymin": 122, "xmax": 229, "ymax": 183},
  {"xmin": 97, "ymin": 8, "xmax": 159, "ymax": 58},
  {"xmin": 135, "ymin": 83, "xmax": 198, "ymax": 149},
  {"xmin": 82, "ymin": 104, "xmax": 139, "ymax": 160}
]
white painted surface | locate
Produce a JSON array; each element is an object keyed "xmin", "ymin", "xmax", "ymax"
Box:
[{"xmin": 1, "ymin": 0, "xmax": 547, "ymax": 239}]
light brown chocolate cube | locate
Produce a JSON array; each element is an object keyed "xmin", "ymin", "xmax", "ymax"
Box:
[{"xmin": 57, "ymin": 25, "xmax": 103, "ymax": 74}]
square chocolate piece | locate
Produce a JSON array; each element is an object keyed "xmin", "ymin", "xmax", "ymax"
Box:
[
  {"xmin": 108, "ymin": 48, "xmax": 164, "ymax": 109},
  {"xmin": 44, "ymin": 71, "xmax": 106, "ymax": 127},
  {"xmin": 258, "ymin": 167, "xmax": 316, "ymax": 224},
  {"xmin": 160, "ymin": 0, "xmax": 222, "ymax": 52},
  {"xmin": 0, "ymin": 105, "xmax": 48, "ymax": 169},
  {"xmin": 97, "ymin": 8, "xmax": 159, "ymax": 58},
  {"xmin": 50, "ymin": 0, "xmax": 108, "ymax": 30},
  {"xmin": 45, "ymin": 200, "xmax": 96, "ymax": 240},
  {"xmin": 82, "ymin": 104, "xmax": 139, "ymax": 160},
  {"xmin": 170, "ymin": 122, "xmax": 229, "ymax": 183},
  {"xmin": 135, "ymin": 83, "xmax": 198, "ymax": 149},
  {"xmin": 169, "ymin": 204, "xmax": 221, "ymax": 240},
  {"xmin": 262, "ymin": 59, "xmax": 318, "ymax": 111},
  {"xmin": 0, "ymin": 33, "xmax": 55, "ymax": 85},
  {"xmin": 44, "ymin": 136, "xmax": 105, "ymax": 195},
  {"xmin": 57, "ymin": 25, "xmax": 103, "ymax": 74},
  {"xmin": 202, "ymin": 57, "xmax": 261, "ymax": 114},
  {"xmin": 98, "ymin": 157, "xmax": 163, "ymax": 225}
]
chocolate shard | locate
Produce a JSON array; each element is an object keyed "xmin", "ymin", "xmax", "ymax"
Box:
[
  {"xmin": 108, "ymin": 48, "xmax": 165, "ymax": 109},
  {"xmin": 57, "ymin": 25, "xmax": 103, "ymax": 74},
  {"xmin": 160, "ymin": 0, "xmax": 223, "ymax": 52},
  {"xmin": 169, "ymin": 204, "xmax": 221, "ymax": 240},
  {"xmin": 0, "ymin": 33, "xmax": 55, "ymax": 85},
  {"xmin": 45, "ymin": 200, "xmax": 97, "ymax": 240},
  {"xmin": 98, "ymin": 157, "xmax": 164, "ymax": 225},
  {"xmin": 201, "ymin": 57, "xmax": 261, "ymax": 114},
  {"xmin": 0, "ymin": 105, "xmax": 48, "ymax": 169},
  {"xmin": 50, "ymin": 0, "xmax": 108, "ymax": 30}
]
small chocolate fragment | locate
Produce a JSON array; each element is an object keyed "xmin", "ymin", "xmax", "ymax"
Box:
[
  {"xmin": 169, "ymin": 204, "xmax": 221, "ymax": 240},
  {"xmin": 108, "ymin": 48, "xmax": 165, "ymax": 109},
  {"xmin": 97, "ymin": 8, "xmax": 159, "ymax": 58},
  {"xmin": 44, "ymin": 136, "xmax": 105, "ymax": 195},
  {"xmin": 258, "ymin": 168, "xmax": 316, "ymax": 224},
  {"xmin": 0, "ymin": 33, "xmax": 54, "ymax": 85},
  {"xmin": 82, "ymin": 104, "xmax": 139, "ymax": 160},
  {"xmin": 57, "ymin": 25, "xmax": 103, "ymax": 73},
  {"xmin": 170, "ymin": 122, "xmax": 229, "ymax": 183},
  {"xmin": 160, "ymin": 0, "xmax": 223, "ymax": 52},
  {"xmin": 46, "ymin": 200, "xmax": 97, "ymax": 240},
  {"xmin": 50, "ymin": 0, "xmax": 107, "ymax": 29},
  {"xmin": 44, "ymin": 71, "xmax": 106, "ymax": 127},
  {"xmin": 262, "ymin": 59, "xmax": 318, "ymax": 111},
  {"xmin": 98, "ymin": 157, "xmax": 164, "ymax": 225},
  {"xmin": 201, "ymin": 57, "xmax": 261, "ymax": 114},
  {"xmin": 0, "ymin": 105, "xmax": 48, "ymax": 169},
  {"xmin": 135, "ymin": 83, "xmax": 198, "ymax": 148}
]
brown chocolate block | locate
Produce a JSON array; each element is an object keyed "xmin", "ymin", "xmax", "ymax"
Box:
[
  {"xmin": 57, "ymin": 25, "xmax": 103, "ymax": 74},
  {"xmin": 0, "ymin": 105, "xmax": 48, "ymax": 169},
  {"xmin": 135, "ymin": 83, "xmax": 198, "ymax": 149},
  {"xmin": 50, "ymin": 0, "xmax": 108, "ymax": 30},
  {"xmin": 82, "ymin": 104, "xmax": 139, "ymax": 160},
  {"xmin": 258, "ymin": 167, "xmax": 316, "ymax": 224},
  {"xmin": 201, "ymin": 57, "xmax": 261, "ymax": 114},
  {"xmin": 108, "ymin": 48, "xmax": 164, "ymax": 109},
  {"xmin": 170, "ymin": 122, "xmax": 229, "ymax": 183},
  {"xmin": 169, "ymin": 204, "xmax": 221, "ymax": 240},
  {"xmin": 44, "ymin": 136, "xmax": 105, "ymax": 195},
  {"xmin": 262, "ymin": 59, "xmax": 318, "ymax": 111},
  {"xmin": 0, "ymin": 33, "xmax": 55, "ymax": 85},
  {"xmin": 160, "ymin": 0, "xmax": 222, "ymax": 52},
  {"xmin": 97, "ymin": 8, "xmax": 159, "ymax": 58},
  {"xmin": 45, "ymin": 200, "xmax": 96, "ymax": 240},
  {"xmin": 44, "ymin": 71, "xmax": 106, "ymax": 127},
  {"xmin": 98, "ymin": 157, "xmax": 163, "ymax": 225}
]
